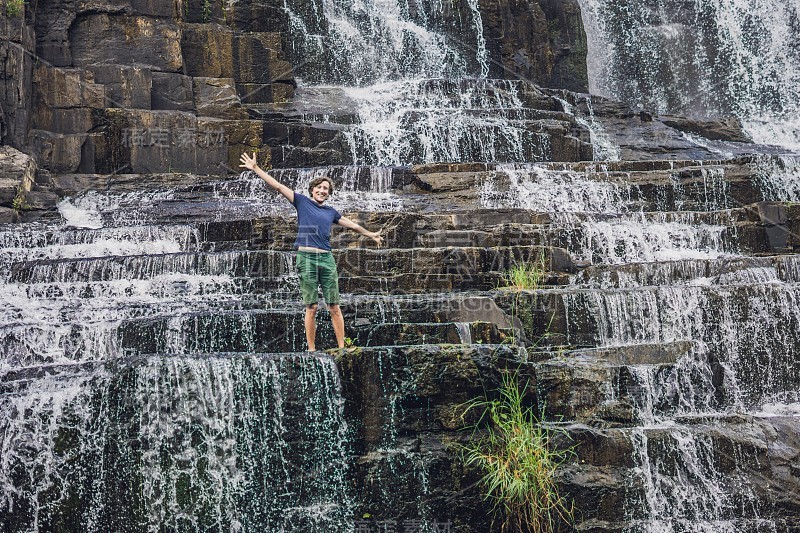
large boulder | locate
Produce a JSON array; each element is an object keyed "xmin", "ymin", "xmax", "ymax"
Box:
[{"xmin": 660, "ymin": 115, "xmax": 753, "ymax": 143}]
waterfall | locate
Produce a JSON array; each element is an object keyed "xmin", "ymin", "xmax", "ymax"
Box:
[
  {"xmin": 285, "ymin": 0, "xmax": 484, "ymax": 85},
  {"xmin": 482, "ymin": 159, "xmax": 799, "ymax": 529},
  {"xmin": 0, "ymin": 147, "xmax": 450, "ymax": 529},
  {"xmin": 479, "ymin": 164, "xmax": 738, "ymax": 263},
  {"xmin": 577, "ymin": 0, "xmax": 800, "ymax": 151},
  {"xmin": 273, "ymin": 166, "xmax": 403, "ymax": 210},
  {"xmin": 281, "ymin": 0, "xmax": 566, "ymax": 165},
  {"xmin": 0, "ymin": 355, "xmax": 354, "ymax": 532},
  {"xmin": 753, "ymin": 154, "xmax": 800, "ymax": 201},
  {"xmin": 555, "ymin": 95, "xmax": 622, "ymax": 161}
]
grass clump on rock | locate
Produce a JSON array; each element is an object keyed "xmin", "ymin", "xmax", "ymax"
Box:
[
  {"xmin": 5, "ymin": 0, "xmax": 24, "ymax": 17},
  {"xmin": 499, "ymin": 254, "xmax": 547, "ymax": 291},
  {"xmin": 458, "ymin": 372, "xmax": 574, "ymax": 532}
]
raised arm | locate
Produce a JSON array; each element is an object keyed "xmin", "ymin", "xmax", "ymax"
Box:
[
  {"xmin": 239, "ymin": 152, "xmax": 294, "ymax": 204},
  {"xmin": 337, "ymin": 216, "xmax": 384, "ymax": 247}
]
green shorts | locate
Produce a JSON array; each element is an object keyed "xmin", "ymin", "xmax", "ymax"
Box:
[{"xmin": 296, "ymin": 251, "xmax": 340, "ymax": 306}]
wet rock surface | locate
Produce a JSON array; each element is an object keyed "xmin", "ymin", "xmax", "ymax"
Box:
[
  {"xmin": 2, "ymin": 157, "xmax": 800, "ymax": 530},
  {"xmin": 2, "ymin": 1, "xmax": 800, "ymax": 532}
]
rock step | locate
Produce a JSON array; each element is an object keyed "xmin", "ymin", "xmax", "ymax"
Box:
[
  {"xmin": 330, "ymin": 345, "xmax": 800, "ymax": 531},
  {"xmin": 82, "ymin": 207, "xmax": 777, "ymax": 260},
  {"xmin": 46, "ymin": 154, "xmax": 786, "ymax": 194},
  {"xmin": 572, "ymin": 254, "xmax": 800, "ymax": 288},
  {"xmin": 2, "ymin": 207, "xmax": 781, "ymax": 261},
  {"xmin": 0, "ymin": 343, "xmax": 517, "ymax": 394},
  {"xmin": 45, "ymin": 161, "xmax": 787, "ymax": 218},
  {"xmin": 502, "ymin": 279, "xmax": 800, "ymax": 340},
  {"xmin": 531, "ymin": 342, "xmax": 703, "ymax": 425},
  {"xmin": 4, "ymin": 270, "xmax": 504, "ymax": 298},
  {"xmin": 574, "ymin": 519, "xmax": 798, "ymax": 533},
  {"xmin": 497, "ymin": 284, "xmax": 800, "ymax": 406},
  {"xmin": 0, "ymin": 294, "xmax": 519, "ymax": 366},
  {"xmin": 115, "ymin": 315, "xmax": 509, "ymax": 356},
  {"xmin": 559, "ymin": 415, "xmax": 799, "ymax": 526},
  {"xmin": 30, "ymin": 108, "xmax": 269, "ymax": 175},
  {"xmin": 8, "ymin": 246, "xmax": 572, "ymax": 284},
  {"xmin": 255, "ymin": 79, "xmax": 566, "ymax": 121},
  {"xmin": 173, "ymin": 208, "xmax": 788, "ymax": 258},
  {"xmin": 14, "ymin": 250, "xmax": 800, "ymax": 302},
  {"xmin": 532, "ymin": 338, "xmax": 799, "ymax": 425},
  {"xmin": 499, "ymin": 280, "xmax": 800, "ymax": 346},
  {"xmin": 268, "ymin": 107, "xmax": 579, "ymax": 126}
]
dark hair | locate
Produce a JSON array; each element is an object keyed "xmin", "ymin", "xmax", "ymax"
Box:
[{"xmin": 308, "ymin": 177, "xmax": 334, "ymax": 195}]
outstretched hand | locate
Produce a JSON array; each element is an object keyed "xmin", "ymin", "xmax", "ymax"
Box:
[
  {"xmin": 239, "ymin": 152, "xmax": 258, "ymax": 171},
  {"xmin": 371, "ymin": 230, "xmax": 384, "ymax": 248}
]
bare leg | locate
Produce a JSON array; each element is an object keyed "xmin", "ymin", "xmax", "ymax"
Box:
[
  {"xmin": 305, "ymin": 304, "xmax": 318, "ymax": 351},
  {"xmin": 329, "ymin": 304, "xmax": 345, "ymax": 348}
]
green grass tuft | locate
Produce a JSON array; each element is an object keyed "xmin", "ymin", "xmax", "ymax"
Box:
[
  {"xmin": 457, "ymin": 372, "xmax": 575, "ymax": 532},
  {"xmin": 499, "ymin": 254, "xmax": 547, "ymax": 291},
  {"xmin": 5, "ymin": 0, "xmax": 24, "ymax": 17}
]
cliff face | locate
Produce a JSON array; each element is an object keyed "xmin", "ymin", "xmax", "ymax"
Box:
[
  {"xmin": 2, "ymin": 1, "xmax": 800, "ymax": 532},
  {"xmin": 1, "ymin": 3, "xmax": 34, "ymax": 151},
  {"xmin": 0, "ymin": 0, "xmax": 589, "ymax": 218},
  {"xmin": 479, "ymin": 0, "xmax": 588, "ymax": 92}
]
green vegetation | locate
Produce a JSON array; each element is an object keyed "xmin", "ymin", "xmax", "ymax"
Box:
[
  {"xmin": 503, "ymin": 261, "xmax": 545, "ymax": 290},
  {"xmin": 201, "ymin": 0, "xmax": 213, "ymax": 22},
  {"xmin": 11, "ymin": 190, "xmax": 27, "ymax": 211},
  {"xmin": 5, "ymin": 0, "xmax": 24, "ymax": 17},
  {"xmin": 458, "ymin": 372, "xmax": 574, "ymax": 532},
  {"xmin": 497, "ymin": 251, "xmax": 551, "ymax": 347},
  {"xmin": 500, "ymin": 254, "xmax": 547, "ymax": 291}
]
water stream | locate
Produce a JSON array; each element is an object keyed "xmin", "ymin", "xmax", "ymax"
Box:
[
  {"xmin": 482, "ymin": 157, "xmax": 800, "ymax": 530},
  {"xmin": 577, "ymin": 0, "xmax": 800, "ymax": 152}
]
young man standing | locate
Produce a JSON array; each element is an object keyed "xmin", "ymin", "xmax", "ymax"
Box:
[{"xmin": 239, "ymin": 152, "xmax": 383, "ymax": 351}]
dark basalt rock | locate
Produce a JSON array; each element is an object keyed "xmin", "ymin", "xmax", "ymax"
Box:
[
  {"xmin": 69, "ymin": 13, "xmax": 184, "ymax": 72},
  {"xmin": 192, "ymin": 77, "xmax": 248, "ymax": 119},
  {"xmin": 88, "ymin": 65, "xmax": 153, "ymax": 110},
  {"xmin": 661, "ymin": 114, "xmax": 753, "ymax": 143},
  {"xmin": 479, "ymin": 0, "xmax": 588, "ymax": 92},
  {"xmin": 0, "ymin": 145, "xmax": 36, "ymax": 208},
  {"xmin": 151, "ymin": 72, "xmax": 195, "ymax": 112},
  {"xmin": 338, "ymin": 344, "xmax": 522, "ymax": 530},
  {"xmin": 4, "ymin": 1, "xmax": 800, "ymax": 530},
  {"xmin": 0, "ymin": 4, "xmax": 34, "ymax": 148}
]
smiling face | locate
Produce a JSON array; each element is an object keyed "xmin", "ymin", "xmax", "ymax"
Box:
[{"xmin": 309, "ymin": 179, "xmax": 333, "ymax": 204}]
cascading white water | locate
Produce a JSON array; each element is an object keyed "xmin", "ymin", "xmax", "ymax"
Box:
[
  {"xmin": 480, "ymin": 157, "xmax": 799, "ymax": 529},
  {"xmin": 563, "ymin": 279, "xmax": 800, "ymax": 409},
  {"xmin": 577, "ymin": 0, "xmax": 800, "ymax": 151},
  {"xmin": 0, "ymin": 167, "xmax": 418, "ymax": 529},
  {"xmin": 335, "ymin": 80, "xmax": 551, "ymax": 165},
  {"xmin": 281, "ymin": 0, "xmax": 569, "ymax": 164},
  {"xmin": 555, "ymin": 95, "xmax": 622, "ymax": 161},
  {"xmin": 752, "ymin": 154, "xmax": 800, "ymax": 201},
  {"xmin": 480, "ymin": 164, "xmax": 738, "ymax": 263},
  {"xmin": 285, "ymin": 0, "xmax": 480, "ymax": 85},
  {"xmin": 272, "ymin": 166, "xmax": 403, "ymax": 210},
  {"xmin": 0, "ymin": 355, "xmax": 354, "ymax": 532}
]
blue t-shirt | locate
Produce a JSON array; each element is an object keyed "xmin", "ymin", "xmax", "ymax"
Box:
[{"xmin": 292, "ymin": 193, "xmax": 342, "ymax": 251}]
